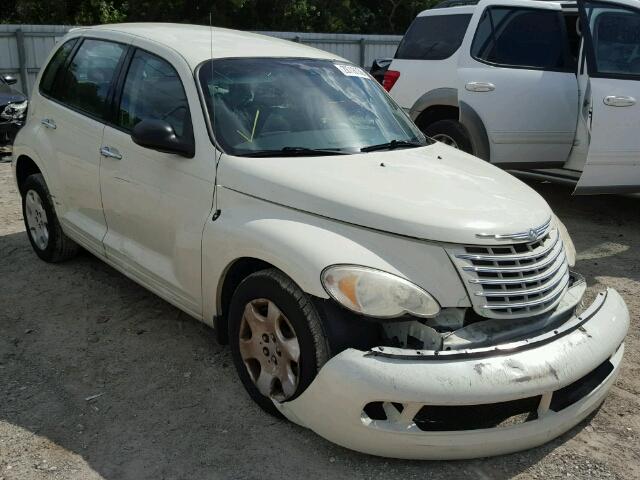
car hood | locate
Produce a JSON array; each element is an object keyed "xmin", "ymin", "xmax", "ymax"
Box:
[
  {"xmin": 0, "ymin": 91, "xmax": 26, "ymax": 107},
  {"xmin": 219, "ymin": 143, "xmax": 553, "ymax": 245}
]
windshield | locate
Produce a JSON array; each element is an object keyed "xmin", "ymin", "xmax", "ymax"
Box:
[{"xmin": 198, "ymin": 58, "xmax": 427, "ymax": 156}]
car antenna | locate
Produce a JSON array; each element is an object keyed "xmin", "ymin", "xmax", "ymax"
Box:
[{"xmin": 210, "ymin": 11, "xmax": 222, "ymax": 221}]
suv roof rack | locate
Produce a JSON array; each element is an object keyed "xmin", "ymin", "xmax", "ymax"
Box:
[
  {"xmin": 433, "ymin": 0, "xmax": 479, "ymax": 8},
  {"xmin": 433, "ymin": 0, "xmax": 575, "ymax": 7}
]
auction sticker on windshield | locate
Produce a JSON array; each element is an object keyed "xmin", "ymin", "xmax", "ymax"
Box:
[{"xmin": 334, "ymin": 63, "xmax": 369, "ymax": 78}]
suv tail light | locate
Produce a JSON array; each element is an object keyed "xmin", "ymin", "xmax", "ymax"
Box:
[
  {"xmin": 382, "ymin": 70, "xmax": 400, "ymax": 92},
  {"xmin": 382, "ymin": 70, "xmax": 401, "ymax": 92}
]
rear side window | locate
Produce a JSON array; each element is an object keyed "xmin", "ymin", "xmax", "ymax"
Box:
[
  {"xmin": 40, "ymin": 39, "xmax": 77, "ymax": 95},
  {"xmin": 53, "ymin": 39, "xmax": 126, "ymax": 118},
  {"xmin": 395, "ymin": 14, "xmax": 472, "ymax": 60},
  {"xmin": 117, "ymin": 50, "xmax": 191, "ymax": 138},
  {"xmin": 471, "ymin": 7, "xmax": 569, "ymax": 70},
  {"xmin": 585, "ymin": 2, "xmax": 640, "ymax": 77}
]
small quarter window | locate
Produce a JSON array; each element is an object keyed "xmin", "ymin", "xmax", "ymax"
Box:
[
  {"xmin": 40, "ymin": 39, "xmax": 77, "ymax": 96},
  {"xmin": 53, "ymin": 39, "xmax": 126, "ymax": 118},
  {"xmin": 117, "ymin": 50, "xmax": 191, "ymax": 138},
  {"xmin": 395, "ymin": 14, "xmax": 472, "ymax": 60},
  {"xmin": 471, "ymin": 7, "xmax": 569, "ymax": 70}
]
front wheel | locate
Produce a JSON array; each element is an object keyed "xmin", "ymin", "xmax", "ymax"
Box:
[
  {"xmin": 228, "ymin": 268, "xmax": 329, "ymax": 417},
  {"xmin": 423, "ymin": 119, "xmax": 473, "ymax": 154},
  {"xmin": 22, "ymin": 173, "xmax": 79, "ymax": 263}
]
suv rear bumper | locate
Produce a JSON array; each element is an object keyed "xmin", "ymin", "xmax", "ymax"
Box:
[{"xmin": 275, "ymin": 288, "xmax": 628, "ymax": 460}]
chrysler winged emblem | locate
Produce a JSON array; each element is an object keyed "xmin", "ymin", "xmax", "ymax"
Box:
[{"xmin": 476, "ymin": 218, "xmax": 551, "ymax": 241}]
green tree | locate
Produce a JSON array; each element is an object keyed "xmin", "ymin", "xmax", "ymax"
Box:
[{"xmin": 2, "ymin": 0, "xmax": 440, "ymax": 34}]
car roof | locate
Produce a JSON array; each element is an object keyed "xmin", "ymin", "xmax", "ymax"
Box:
[{"xmin": 72, "ymin": 23, "xmax": 344, "ymax": 70}]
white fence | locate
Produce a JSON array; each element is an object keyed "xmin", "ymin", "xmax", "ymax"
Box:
[{"xmin": 0, "ymin": 25, "xmax": 402, "ymax": 97}]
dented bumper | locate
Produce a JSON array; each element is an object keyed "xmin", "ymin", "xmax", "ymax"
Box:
[{"xmin": 275, "ymin": 288, "xmax": 629, "ymax": 460}]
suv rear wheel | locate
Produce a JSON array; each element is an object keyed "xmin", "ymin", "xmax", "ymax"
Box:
[{"xmin": 424, "ymin": 119, "xmax": 473, "ymax": 154}]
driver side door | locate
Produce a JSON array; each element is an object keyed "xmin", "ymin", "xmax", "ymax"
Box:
[{"xmin": 99, "ymin": 45, "xmax": 215, "ymax": 318}]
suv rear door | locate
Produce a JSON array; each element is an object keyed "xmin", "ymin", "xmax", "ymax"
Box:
[
  {"xmin": 36, "ymin": 36, "xmax": 128, "ymax": 254},
  {"xmin": 574, "ymin": 0, "xmax": 640, "ymax": 193},
  {"xmin": 457, "ymin": 0, "xmax": 579, "ymax": 167}
]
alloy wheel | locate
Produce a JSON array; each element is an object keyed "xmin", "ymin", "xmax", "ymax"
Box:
[
  {"xmin": 238, "ymin": 298, "xmax": 300, "ymax": 402},
  {"xmin": 25, "ymin": 189, "xmax": 49, "ymax": 250}
]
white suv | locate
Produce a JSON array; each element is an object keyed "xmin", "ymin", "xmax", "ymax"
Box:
[
  {"xmin": 11, "ymin": 24, "xmax": 629, "ymax": 460},
  {"xmin": 386, "ymin": 0, "xmax": 640, "ymax": 194}
]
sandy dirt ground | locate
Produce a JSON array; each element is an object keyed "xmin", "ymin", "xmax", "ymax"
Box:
[{"xmin": 0, "ymin": 161, "xmax": 638, "ymax": 479}]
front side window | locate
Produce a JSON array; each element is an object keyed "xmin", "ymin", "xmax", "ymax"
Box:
[
  {"xmin": 40, "ymin": 39, "xmax": 77, "ymax": 96},
  {"xmin": 198, "ymin": 58, "xmax": 426, "ymax": 156},
  {"xmin": 582, "ymin": 1, "xmax": 640, "ymax": 77},
  {"xmin": 395, "ymin": 14, "xmax": 472, "ymax": 60},
  {"xmin": 118, "ymin": 50, "xmax": 191, "ymax": 137},
  {"xmin": 54, "ymin": 39, "xmax": 126, "ymax": 117},
  {"xmin": 471, "ymin": 7, "xmax": 569, "ymax": 70}
]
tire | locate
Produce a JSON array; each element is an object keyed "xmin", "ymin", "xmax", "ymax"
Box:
[
  {"xmin": 228, "ymin": 268, "xmax": 329, "ymax": 417},
  {"xmin": 423, "ymin": 119, "xmax": 473, "ymax": 154},
  {"xmin": 21, "ymin": 173, "xmax": 79, "ymax": 263}
]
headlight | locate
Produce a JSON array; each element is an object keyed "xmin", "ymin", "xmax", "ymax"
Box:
[
  {"xmin": 1, "ymin": 100, "xmax": 28, "ymax": 121},
  {"xmin": 321, "ymin": 265, "xmax": 440, "ymax": 319},
  {"xmin": 555, "ymin": 215, "xmax": 576, "ymax": 267}
]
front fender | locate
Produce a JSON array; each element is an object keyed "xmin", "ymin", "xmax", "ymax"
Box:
[{"xmin": 201, "ymin": 188, "xmax": 470, "ymax": 324}]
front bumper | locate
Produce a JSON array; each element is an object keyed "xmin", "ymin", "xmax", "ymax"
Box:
[{"xmin": 275, "ymin": 288, "xmax": 629, "ymax": 460}]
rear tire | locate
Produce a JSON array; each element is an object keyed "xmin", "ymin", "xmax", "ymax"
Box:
[
  {"xmin": 228, "ymin": 268, "xmax": 329, "ymax": 417},
  {"xmin": 22, "ymin": 173, "xmax": 79, "ymax": 263},
  {"xmin": 423, "ymin": 119, "xmax": 473, "ymax": 154}
]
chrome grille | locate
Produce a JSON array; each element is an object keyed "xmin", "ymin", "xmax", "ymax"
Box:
[{"xmin": 448, "ymin": 226, "xmax": 569, "ymax": 319}]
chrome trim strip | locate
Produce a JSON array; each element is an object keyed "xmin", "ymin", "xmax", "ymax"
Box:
[
  {"xmin": 475, "ymin": 217, "xmax": 551, "ymax": 241},
  {"xmin": 462, "ymin": 242, "xmax": 564, "ymax": 273},
  {"xmin": 480, "ymin": 273, "xmax": 570, "ymax": 310},
  {"xmin": 475, "ymin": 265, "xmax": 569, "ymax": 297},
  {"xmin": 456, "ymin": 231, "xmax": 559, "ymax": 262},
  {"xmin": 468, "ymin": 254, "xmax": 567, "ymax": 285}
]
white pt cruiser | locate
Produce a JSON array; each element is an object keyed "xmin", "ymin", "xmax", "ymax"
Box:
[{"xmin": 11, "ymin": 24, "xmax": 629, "ymax": 459}]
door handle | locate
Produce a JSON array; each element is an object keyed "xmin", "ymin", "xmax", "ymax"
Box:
[
  {"xmin": 41, "ymin": 118, "xmax": 56, "ymax": 129},
  {"xmin": 465, "ymin": 82, "xmax": 496, "ymax": 93},
  {"xmin": 99, "ymin": 146, "xmax": 123, "ymax": 160},
  {"xmin": 603, "ymin": 95, "xmax": 636, "ymax": 107}
]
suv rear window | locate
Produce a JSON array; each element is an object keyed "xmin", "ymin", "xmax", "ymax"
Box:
[
  {"xmin": 471, "ymin": 7, "xmax": 570, "ymax": 70},
  {"xmin": 395, "ymin": 14, "xmax": 472, "ymax": 60}
]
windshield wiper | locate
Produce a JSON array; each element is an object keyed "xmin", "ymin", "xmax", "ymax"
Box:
[
  {"xmin": 242, "ymin": 146, "xmax": 351, "ymax": 157},
  {"xmin": 360, "ymin": 139, "xmax": 425, "ymax": 153}
]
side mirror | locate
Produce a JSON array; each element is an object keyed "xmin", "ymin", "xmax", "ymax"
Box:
[
  {"xmin": 131, "ymin": 119, "xmax": 195, "ymax": 158},
  {"xmin": 2, "ymin": 75, "xmax": 18, "ymax": 86}
]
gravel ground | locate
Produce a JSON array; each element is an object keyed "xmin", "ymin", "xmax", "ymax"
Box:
[{"xmin": 0, "ymin": 161, "xmax": 639, "ymax": 479}]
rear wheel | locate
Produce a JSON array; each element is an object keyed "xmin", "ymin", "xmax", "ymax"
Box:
[
  {"xmin": 228, "ymin": 268, "xmax": 329, "ymax": 417},
  {"xmin": 22, "ymin": 174, "xmax": 79, "ymax": 263},
  {"xmin": 423, "ymin": 119, "xmax": 473, "ymax": 154}
]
